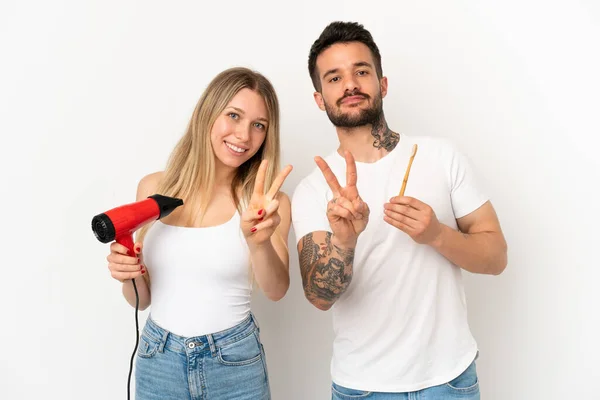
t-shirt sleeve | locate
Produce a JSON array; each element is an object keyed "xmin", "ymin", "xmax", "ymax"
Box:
[
  {"xmin": 291, "ymin": 178, "xmax": 331, "ymax": 245},
  {"xmin": 447, "ymin": 143, "xmax": 490, "ymax": 219}
]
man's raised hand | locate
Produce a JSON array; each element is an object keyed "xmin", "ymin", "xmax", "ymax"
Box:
[{"xmin": 314, "ymin": 150, "xmax": 369, "ymax": 247}]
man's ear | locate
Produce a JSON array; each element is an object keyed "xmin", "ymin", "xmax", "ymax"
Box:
[
  {"xmin": 380, "ymin": 76, "xmax": 388, "ymax": 98},
  {"xmin": 314, "ymin": 91, "xmax": 326, "ymax": 111}
]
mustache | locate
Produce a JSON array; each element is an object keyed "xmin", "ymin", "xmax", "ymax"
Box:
[{"xmin": 337, "ymin": 90, "xmax": 370, "ymax": 106}]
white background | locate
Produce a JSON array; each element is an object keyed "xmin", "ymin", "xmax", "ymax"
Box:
[{"xmin": 1, "ymin": 0, "xmax": 599, "ymax": 399}]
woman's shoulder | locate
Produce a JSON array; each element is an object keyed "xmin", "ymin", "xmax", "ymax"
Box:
[
  {"xmin": 276, "ymin": 190, "xmax": 290, "ymax": 201},
  {"xmin": 136, "ymin": 171, "xmax": 164, "ymax": 201},
  {"xmin": 274, "ymin": 190, "xmax": 290, "ymax": 204},
  {"xmin": 275, "ymin": 191, "xmax": 291, "ymax": 216}
]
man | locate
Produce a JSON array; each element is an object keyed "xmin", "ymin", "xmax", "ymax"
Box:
[{"xmin": 291, "ymin": 21, "xmax": 507, "ymax": 399}]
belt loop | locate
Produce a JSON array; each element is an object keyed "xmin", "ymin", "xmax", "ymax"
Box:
[
  {"xmin": 158, "ymin": 329, "xmax": 169, "ymax": 353},
  {"xmin": 207, "ymin": 334, "xmax": 217, "ymax": 357}
]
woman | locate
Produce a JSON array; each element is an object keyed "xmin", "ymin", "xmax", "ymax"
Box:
[{"xmin": 105, "ymin": 67, "xmax": 293, "ymax": 399}]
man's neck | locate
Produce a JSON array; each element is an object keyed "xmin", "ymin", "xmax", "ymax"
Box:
[{"xmin": 335, "ymin": 116, "xmax": 400, "ymax": 163}]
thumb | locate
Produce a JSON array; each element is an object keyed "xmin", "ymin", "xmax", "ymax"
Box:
[{"xmin": 265, "ymin": 199, "xmax": 280, "ymax": 216}]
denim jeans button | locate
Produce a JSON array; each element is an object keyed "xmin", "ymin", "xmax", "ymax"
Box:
[{"xmin": 188, "ymin": 342, "xmax": 195, "ymax": 349}]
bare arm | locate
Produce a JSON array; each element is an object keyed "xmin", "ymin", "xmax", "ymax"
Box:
[
  {"xmin": 431, "ymin": 201, "xmax": 508, "ymax": 275},
  {"xmin": 297, "ymin": 231, "xmax": 356, "ymax": 311},
  {"xmin": 120, "ymin": 172, "xmax": 163, "ymax": 310},
  {"xmin": 385, "ymin": 197, "xmax": 507, "ymax": 276},
  {"xmin": 297, "ymin": 151, "xmax": 368, "ymax": 311},
  {"xmin": 248, "ymin": 193, "xmax": 291, "ymax": 301}
]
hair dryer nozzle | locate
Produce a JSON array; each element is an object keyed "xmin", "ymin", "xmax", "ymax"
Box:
[
  {"xmin": 148, "ymin": 194, "xmax": 184, "ymax": 219},
  {"xmin": 92, "ymin": 213, "xmax": 116, "ymax": 243}
]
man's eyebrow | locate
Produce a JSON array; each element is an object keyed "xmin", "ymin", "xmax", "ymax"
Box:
[
  {"xmin": 322, "ymin": 61, "xmax": 374, "ymax": 79},
  {"xmin": 228, "ymin": 106, "xmax": 268, "ymax": 123},
  {"xmin": 322, "ymin": 68, "xmax": 339, "ymax": 80},
  {"xmin": 354, "ymin": 61, "xmax": 373, "ymax": 69}
]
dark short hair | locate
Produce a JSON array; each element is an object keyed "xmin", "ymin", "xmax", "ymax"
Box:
[{"xmin": 308, "ymin": 21, "xmax": 383, "ymax": 91}]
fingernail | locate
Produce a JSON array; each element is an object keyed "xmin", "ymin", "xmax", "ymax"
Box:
[
  {"xmin": 135, "ymin": 247, "xmax": 140, "ymax": 253},
  {"xmin": 141, "ymin": 270, "xmax": 145, "ymax": 274},
  {"xmin": 258, "ymin": 209, "xmax": 263, "ymax": 216},
  {"xmin": 251, "ymin": 227, "xmax": 257, "ymax": 233},
  {"xmin": 258, "ymin": 217, "xmax": 263, "ymax": 221},
  {"xmin": 137, "ymin": 258, "xmax": 140, "ymax": 263},
  {"xmin": 140, "ymin": 265, "xmax": 144, "ymax": 271}
]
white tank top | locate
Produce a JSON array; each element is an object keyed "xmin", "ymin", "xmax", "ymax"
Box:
[{"xmin": 142, "ymin": 211, "xmax": 252, "ymax": 337}]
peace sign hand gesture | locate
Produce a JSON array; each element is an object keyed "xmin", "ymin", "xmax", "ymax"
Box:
[
  {"xmin": 315, "ymin": 150, "xmax": 370, "ymax": 247},
  {"xmin": 241, "ymin": 160, "xmax": 293, "ymax": 247}
]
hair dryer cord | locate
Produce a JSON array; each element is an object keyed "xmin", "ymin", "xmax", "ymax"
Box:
[{"xmin": 127, "ymin": 278, "xmax": 140, "ymax": 400}]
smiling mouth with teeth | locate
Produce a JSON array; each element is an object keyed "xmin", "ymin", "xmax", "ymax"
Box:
[{"xmin": 225, "ymin": 141, "xmax": 247, "ymax": 153}]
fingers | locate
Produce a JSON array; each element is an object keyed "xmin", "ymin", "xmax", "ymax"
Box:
[
  {"xmin": 245, "ymin": 199, "xmax": 281, "ymax": 234},
  {"xmin": 108, "ymin": 261, "xmax": 143, "ymax": 273},
  {"xmin": 352, "ymin": 198, "xmax": 370, "ymax": 217},
  {"xmin": 108, "ymin": 241, "xmax": 145, "ymax": 282},
  {"xmin": 331, "ymin": 197, "xmax": 363, "ymax": 219},
  {"xmin": 242, "ymin": 206, "xmax": 264, "ymax": 223},
  {"xmin": 107, "ymin": 252, "xmax": 139, "ymax": 265},
  {"xmin": 390, "ymin": 196, "xmax": 425, "ymax": 211},
  {"xmin": 108, "ymin": 257, "xmax": 145, "ymax": 282},
  {"xmin": 110, "ymin": 241, "xmax": 143, "ymax": 257},
  {"xmin": 327, "ymin": 203, "xmax": 354, "ymax": 220},
  {"xmin": 264, "ymin": 199, "xmax": 279, "ymax": 215},
  {"xmin": 383, "ymin": 208, "xmax": 418, "ymax": 229},
  {"xmin": 253, "ymin": 159, "xmax": 269, "ymax": 197},
  {"xmin": 383, "ymin": 203, "xmax": 419, "ymax": 221},
  {"xmin": 315, "ymin": 156, "xmax": 342, "ymax": 196},
  {"xmin": 249, "ymin": 213, "xmax": 280, "ymax": 234},
  {"xmin": 266, "ymin": 164, "xmax": 293, "ymax": 200},
  {"xmin": 344, "ymin": 150, "xmax": 357, "ymax": 187},
  {"xmin": 383, "ymin": 214, "xmax": 415, "ymax": 233},
  {"xmin": 242, "ymin": 198, "xmax": 280, "ymax": 223},
  {"xmin": 110, "ymin": 241, "xmax": 131, "ymax": 255}
]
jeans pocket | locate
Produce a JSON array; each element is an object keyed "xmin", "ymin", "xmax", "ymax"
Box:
[
  {"xmin": 445, "ymin": 360, "xmax": 480, "ymax": 395},
  {"xmin": 217, "ymin": 331, "xmax": 262, "ymax": 366},
  {"xmin": 331, "ymin": 382, "xmax": 372, "ymax": 399},
  {"xmin": 137, "ymin": 331, "xmax": 160, "ymax": 359}
]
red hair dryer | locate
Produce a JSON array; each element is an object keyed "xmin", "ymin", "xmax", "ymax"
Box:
[
  {"xmin": 91, "ymin": 194, "xmax": 183, "ymax": 255},
  {"xmin": 91, "ymin": 194, "xmax": 183, "ymax": 400}
]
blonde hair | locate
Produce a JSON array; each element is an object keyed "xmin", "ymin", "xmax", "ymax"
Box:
[{"xmin": 136, "ymin": 67, "xmax": 281, "ymax": 243}]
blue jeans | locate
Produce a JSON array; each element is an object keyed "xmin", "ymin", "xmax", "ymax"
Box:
[
  {"xmin": 135, "ymin": 313, "xmax": 270, "ymax": 399},
  {"xmin": 332, "ymin": 358, "xmax": 479, "ymax": 400}
]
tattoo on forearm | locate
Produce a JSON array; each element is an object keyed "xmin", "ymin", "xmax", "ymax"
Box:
[
  {"xmin": 299, "ymin": 232, "xmax": 355, "ymax": 306},
  {"xmin": 371, "ymin": 113, "xmax": 399, "ymax": 152},
  {"xmin": 333, "ymin": 244, "xmax": 354, "ymax": 266}
]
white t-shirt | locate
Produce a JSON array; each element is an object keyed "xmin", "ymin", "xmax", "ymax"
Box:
[{"xmin": 291, "ymin": 132, "xmax": 489, "ymax": 392}]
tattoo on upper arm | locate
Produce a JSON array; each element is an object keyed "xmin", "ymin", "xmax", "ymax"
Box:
[
  {"xmin": 299, "ymin": 234, "xmax": 320, "ymax": 269},
  {"xmin": 299, "ymin": 232, "xmax": 355, "ymax": 304}
]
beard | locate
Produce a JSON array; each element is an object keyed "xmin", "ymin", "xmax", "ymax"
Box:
[{"xmin": 324, "ymin": 90, "xmax": 383, "ymax": 128}]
